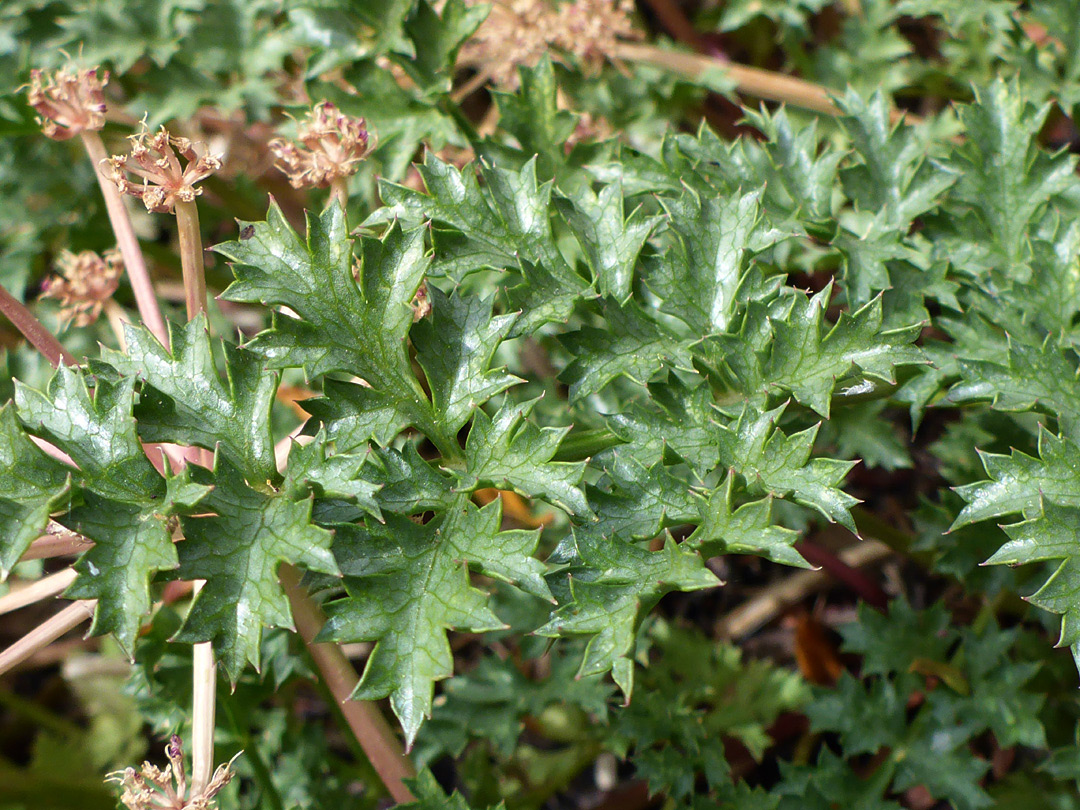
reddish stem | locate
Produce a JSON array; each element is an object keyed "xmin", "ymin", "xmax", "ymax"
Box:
[
  {"xmin": 796, "ymin": 540, "xmax": 889, "ymax": 611},
  {"xmin": 0, "ymin": 284, "xmax": 76, "ymax": 367}
]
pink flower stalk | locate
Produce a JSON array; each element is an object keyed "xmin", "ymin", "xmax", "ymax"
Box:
[
  {"xmin": 26, "ymin": 66, "xmax": 108, "ymax": 141},
  {"xmin": 41, "ymin": 248, "xmax": 123, "ymax": 327},
  {"xmin": 106, "ymin": 127, "xmax": 222, "ymax": 214},
  {"xmin": 268, "ymin": 102, "xmax": 373, "ymax": 189}
]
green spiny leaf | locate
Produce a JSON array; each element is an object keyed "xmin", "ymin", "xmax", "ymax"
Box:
[
  {"xmin": 0, "ymin": 404, "xmax": 70, "ymax": 577},
  {"xmin": 558, "ymin": 299, "xmax": 694, "ymax": 402},
  {"xmin": 320, "ymin": 496, "xmax": 549, "ymax": 745},
  {"xmin": 687, "ymin": 472, "xmax": 806, "ymax": 567},
  {"xmin": 217, "ymin": 203, "xmax": 447, "ymax": 452},
  {"xmin": 952, "ymin": 428, "xmax": 1080, "ymax": 528},
  {"xmin": 537, "ymin": 528, "xmax": 718, "ymax": 698},
  {"xmin": 556, "ymin": 180, "xmax": 662, "ymax": 302},
  {"xmin": 716, "ymin": 404, "xmax": 860, "ymax": 531},
  {"xmin": 763, "ymin": 288, "xmax": 924, "ymax": 418},
  {"xmin": 647, "ymin": 187, "xmax": 788, "ymax": 335},
  {"xmin": 377, "ymin": 155, "xmax": 591, "ymax": 333},
  {"xmin": 172, "ymin": 458, "xmax": 338, "ymax": 679},
  {"xmin": 460, "ymin": 399, "xmax": 589, "ymax": 516},
  {"xmin": 102, "ymin": 316, "xmax": 278, "ymax": 482},
  {"xmin": 948, "ymin": 78, "xmax": 1077, "ymax": 268},
  {"xmin": 15, "ymin": 369, "xmax": 208, "ymax": 649},
  {"xmin": 412, "ymin": 285, "xmax": 521, "ymax": 435},
  {"xmin": 836, "ymin": 88, "xmax": 956, "ymax": 230}
]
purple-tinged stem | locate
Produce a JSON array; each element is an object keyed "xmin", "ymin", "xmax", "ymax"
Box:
[
  {"xmin": 0, "ymin": 284, "xmax": 76, "ymax": 367},
  {"xmin": 80, "ymin": 131, "xmax": 169, "ymax": 345}
]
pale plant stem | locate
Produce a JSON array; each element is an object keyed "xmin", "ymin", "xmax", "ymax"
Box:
[
  {"xmin": 103, "ymin": 298, "xmax": 128, "ymax": 351},
  {"xmin": 274, "ymin": 423, "xmax": 312, "ymax": 471},
  {"xmin": 329, "ymin": 177, "xmax": 349, "ymax": 211},
  {"xmin": 279, "ymin": 565, "xmax": 417, "ymax": 803},
  {"xmin": 174, "ymin": 200, "xmax": 208, "ymax": 321},
  {"xmin": 274, "ymin": 437, "xmax": 415, "ymax": 801},
  {"xmin": 80, "ymin": 131, "xmax": 169, "ymax": 347},
  {"xmin": 173, "ymin": 196, "xmax": 216, "ymax": 796},
  {"xmin": 612, "ymin": 42, "xmax": 840, "ymax": 115},
  {"xmin": 190, "ymin": 608, "xmax": 216, "ymax": 797},
  {"xmin": 30, "ymin": 436, "xmax": 75, "ymax": 466},
  {"xmin": 0, "ymin": 568, "xmax": 77, "ymax": 616},
  {"xmin": 22, "ymin": 532, "xmax": 93, "ymax": 561},
  {"xmin": 0, "ymin": 599, "xmax": 96, "ymax": 677},
  {"xmin": 0, "ymin": 284, "xmax": 76, "ymax": 367},
  {"xmin": 450, "ymin": 67, "xmax": 494, "ymax": 102}
]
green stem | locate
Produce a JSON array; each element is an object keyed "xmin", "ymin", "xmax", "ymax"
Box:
[
  {"xmin": 851, "ymin": 506, "xmax": 919, "ymax": 559},
  {"xmin": 0, "ymin": 687, "xmax": 84, "ymax": 739},
  {"xmin": 553, "ymin": 427, "xmax": 624, "ymax": 462},
  {"xmin": 220, "ymin": 700, "xmax": 286, "ymax": 810},
  {"xmin": 438, "ymin": 97, "xmax": 483, "ymax": 151}
]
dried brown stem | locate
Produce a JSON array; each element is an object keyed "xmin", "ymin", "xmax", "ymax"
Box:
[
  {"xmin": 0, "ymin": 599, "xmax": 96, "ymax": 677},
  {"xmin": 80, "ymin": 131, "xmax": 169, "ymax": 346},
  {"xmin": 716, "ymin": 540, "xmax": 892, "ymax": 639},
  {"xmin": 280, "ymin": 565, "xmax": 417, "ymax": 803},
  {"xmin": 0, "ymin": 283, "xmax": 76, "ymax": 367},
  {"xmin": 613, "ymin": 41, "xmax": 840, "ymax": 115},
  {"xmin": 613, "ymin": 42, "xmax": 923, "ymax": 125}
]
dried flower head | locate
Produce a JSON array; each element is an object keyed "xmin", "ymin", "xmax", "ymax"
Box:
[
  {"xmin": 268, "ymin": 102, "xmax": 374, "ymax": 189},
  {"xmin": 106, "ymin": 127, "xmax": 222, "ymax": 213},
  {"xmin": 25, "ymin": 66, "xmax": 109, "ymax": 140},
  {"xmin": 107, "ymin": 736, "xmax": 239, "ymax": 810},
  {"xmin": 552, "ymin": 0, "xmax": 638, "ymax": 73},
  {"xmin": 460, "ymin": 0, "xmax": 639, "ymax": 87},
  {"xmin": 41, "ymin": 248, "xmax": 123, "ymax": 327}
]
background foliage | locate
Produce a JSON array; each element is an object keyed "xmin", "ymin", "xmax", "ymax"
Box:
[{"xmin": 5, "ymin": 1, "xmax": 1080, "ymax": 808}]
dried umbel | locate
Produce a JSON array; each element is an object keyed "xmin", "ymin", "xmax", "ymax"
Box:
[
  {"xmin": 106, "ymin": 127, "xmax": 222, "ymax": 214},
  {"xmin": 268, "ymin": 102, "xmax": 373, "ymax": 189},
  {"xmin": 460, "ymin": 0, "xmax": 640, "ymax": 87},
  {"xmin": 107, "ymin": 736, "xmax": 238, "ymax": 810},
  {"xmin": 41, "ymin": 248, "xmax": 123, "ymax": 327},
  {"xmin": 552, "ymin": 0, "xmax": 638, "ymax": 73},
  {"xmin": 26, "ymin": 66, "xmax": 109, "ymax": 140}
]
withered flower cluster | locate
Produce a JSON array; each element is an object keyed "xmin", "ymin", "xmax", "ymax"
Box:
[
  {"xmin": 106, "ymin": 127, "xmax": 222, "ymax": 213},
  {"xmin": 41, "ymin": 248, "xmax": 123, "ymax": 327},
  {"xmin": 268, "ymin": 101, "xmax": 373, "ymax": 189},
  {"xmin": 108, "ymin": 736, "xmax": 237, "ymax": 810},
  {"xmin": 460, "ymin": 0, "xmax": 639, "ymax": 87},
  {"xmin": 26, "ymin": 66, "xmax": 108, "ymax": 140}
]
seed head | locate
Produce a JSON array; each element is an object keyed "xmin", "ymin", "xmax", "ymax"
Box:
[
  {"xmin": 26, "ymin": 66, "xmax": 109, "ymax": 140},
  {"xmin": 460, "ymin": 0, "xmax": 640, "ymax": 87},
  {"xmin": 41, "ymin": 248, "xmax": 123, "ymax": 327},
  {"xmin": 106, "ymin": 737, "xmax": 239, "ymax": 810},
  {"xmin": 106, "ymin": 126, "xmax": 222, "ymax": 213},
  {"xmin": 268, "ymin": 102, "xmax": 374, "ymax": 189}
]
